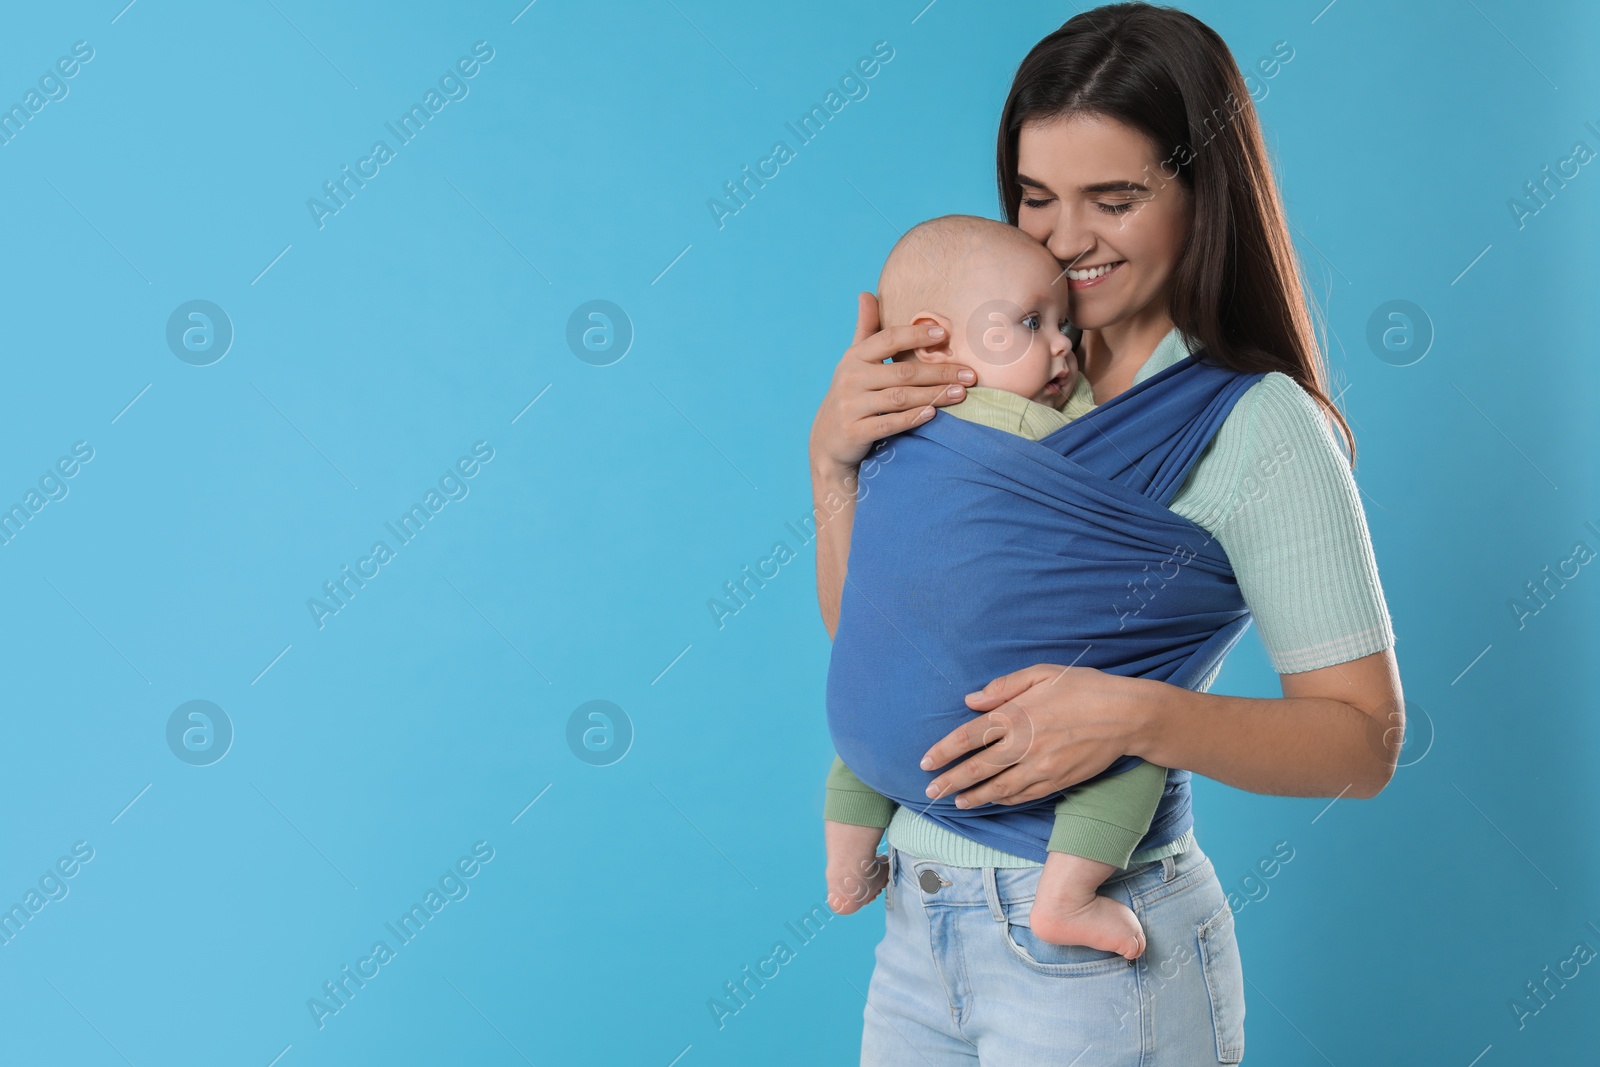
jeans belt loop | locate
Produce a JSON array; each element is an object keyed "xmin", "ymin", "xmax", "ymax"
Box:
[{"xmin": 981, "ymin": 866, "xmax": 1005, "ymax": 922}]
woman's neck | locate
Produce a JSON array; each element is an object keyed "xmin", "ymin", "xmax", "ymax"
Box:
[{"xmin": 1078, "ymin": 307, "xmax": 1178, "ymax": 406}]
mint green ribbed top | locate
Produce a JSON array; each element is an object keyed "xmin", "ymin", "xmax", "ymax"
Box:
[{"xmin": 824, "ymin": 327, "xmax": 1397, "ymax": 868}]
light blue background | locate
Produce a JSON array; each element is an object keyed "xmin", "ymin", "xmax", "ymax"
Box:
[{"xmin": 0, "ymin": 1, "xmax": 1595, "ymax": 1063}]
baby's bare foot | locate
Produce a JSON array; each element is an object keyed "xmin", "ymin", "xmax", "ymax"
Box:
[
  {"xmin": 1031, "ymin": 852, "xmax": 1145, "ymax": 959},
  {"xmin": 1029, "ymin": 892, "xmax": 1146, "ymax": 959}
]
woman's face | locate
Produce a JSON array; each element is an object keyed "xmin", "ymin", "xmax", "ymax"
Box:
[{"xmin": 1014, "ymin": 113, "xmax": 1192, "ymax": 332}]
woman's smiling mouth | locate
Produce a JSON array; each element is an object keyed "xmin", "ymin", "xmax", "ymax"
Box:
[{"xmin": 1066, "ymin": 260, "xmax": 1124, "ymax": 288}]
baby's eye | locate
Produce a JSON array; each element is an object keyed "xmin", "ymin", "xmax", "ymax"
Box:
[
  {"xmin": 1022, "ymin": 313, "xmax": 1041, "ymax": 331},
  {"xmin": 1059, "ymin": 317, "xmax": 1072, "ymax": 334}
]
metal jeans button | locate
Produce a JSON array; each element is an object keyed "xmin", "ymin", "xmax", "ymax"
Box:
[{"xmin": 918, "ymin": 869, "xmax": 949, "ymax": 894}]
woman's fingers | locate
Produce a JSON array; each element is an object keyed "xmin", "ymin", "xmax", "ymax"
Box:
[
  {"xmin": 919, "ymin": 710, "xmax": 997, "ymax": 773},
  {"xmin": 919, "ymin": 706, "xmax": 1036, "ymax": 794},
  {"xmin": 923, "ymin": 755, "xmax": 998, "ymax": 801},
  {"xmin": 919, "ymin": 666, "xmax": 1058, "ymax": 772},
  {"xmin": 952, "ymin": 767, "xmax": 1056, "ymax": 809},
  {"xmin": 848, "ymin": 322, "xmax": 949, "ymax": 365},
  {"xmin": 852, "ymin": 291, "xmax": 881, "ymax": 345},
  {"xmin": 834, "ymin": 360, "xmax": 978, "ymax": 447},
  {"xmin": 809, "ymin": 300, "xmax": 976, "ymax": 475},
  {"xmin": 965, "ymin": 664, "xmax": 1059, "ymax": 710},
  {"xmin": 924, "ymin": 749, "xmax": 1053, "ymax": 808},
  {"xmin": 847, "ymin": 361, "xmax": 975, "ymax": 418},
  {"xmin": 916, "ymin": 663, "xmax": 1129, "ymax": 809}
]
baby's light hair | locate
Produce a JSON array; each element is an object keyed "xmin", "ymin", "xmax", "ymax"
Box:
[{"xmin": 876, "ymin": 215, "xmax": 1047, "ymax": 345}]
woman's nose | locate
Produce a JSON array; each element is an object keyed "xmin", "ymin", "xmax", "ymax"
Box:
[
  {"xmin": 1045, "ymin": 218, "xmax": 1093, "ymax": 269},
  {"xmin": 1053, "ymin": 239, "xmax": 1093, "ymax": 271}
]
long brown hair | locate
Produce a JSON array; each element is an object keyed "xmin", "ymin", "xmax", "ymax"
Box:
[{"xmin": 996, "ymin": 3, "xmax": 1355, "ymax": 466}]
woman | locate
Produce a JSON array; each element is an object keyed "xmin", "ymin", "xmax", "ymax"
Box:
[{"xmin": 811, "ymin": 5, "xmax": 1405, "ymax": 1064}]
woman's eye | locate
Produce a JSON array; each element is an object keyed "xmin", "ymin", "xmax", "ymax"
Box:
[
  {"xmin": 1021, "ymin": 196, "xmax": 1053, "ymax": 209},
  {"xmin": 1097, "ymin": 201, "xmax": 1135, "ymax": 215},
  {"xmin": 1022, "ymin": 313, "xmax": 1041, "ymax": 331}
]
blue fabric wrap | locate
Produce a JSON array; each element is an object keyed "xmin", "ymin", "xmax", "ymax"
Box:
[{"xmin": 826, "ymin": 351, "xmax": 1267, "ymax": 862}]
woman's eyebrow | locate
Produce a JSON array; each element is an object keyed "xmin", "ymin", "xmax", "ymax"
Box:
[
  {"xmin": 1082, "ymin": 179, "xmax": 1150, "ymax": 194},
  {"xmin": 1017, "ymin": 173, "xmax": 1150, "ymax": 195}
]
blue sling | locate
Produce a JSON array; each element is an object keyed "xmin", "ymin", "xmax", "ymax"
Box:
[{"xmin": 826, "ymin": 350, "xmax": 1266, "ymax": 862}]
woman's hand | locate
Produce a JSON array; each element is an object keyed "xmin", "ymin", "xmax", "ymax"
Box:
[
  {"xmin": 919, "ymin": 663, "xmax": 1165, "ymax": 808},
  {"xmin": 808, "ymin": 292, "xmax": 977, "ymax": 476}
]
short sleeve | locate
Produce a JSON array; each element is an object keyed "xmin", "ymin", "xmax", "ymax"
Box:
[{"xmin": 1171, "ymin": 372, "xmax": 1396, "ymax": 674}]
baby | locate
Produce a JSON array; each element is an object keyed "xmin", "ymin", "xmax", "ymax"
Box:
[{"xmin": 825, "ymin": 213, "xmax": 1169, "ymax": 960}]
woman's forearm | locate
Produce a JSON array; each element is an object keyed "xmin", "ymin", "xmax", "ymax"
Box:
[
  {"xmin": 1133, "ymin": 675, "xmax": 1395, "ymax": 800},
  {"xmin": 812, "ymin": 460, "xmax": 859, "ymax": 640}
]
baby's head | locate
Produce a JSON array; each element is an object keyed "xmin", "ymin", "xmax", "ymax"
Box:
[{"xmin": 877, "ymin": 214, "xmax": 1077, "ymax": 408}]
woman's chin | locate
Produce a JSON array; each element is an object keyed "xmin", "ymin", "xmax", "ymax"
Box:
[{"xmin": 1068, "ymin": 306, "xmax": 1142, "ymax": 335}]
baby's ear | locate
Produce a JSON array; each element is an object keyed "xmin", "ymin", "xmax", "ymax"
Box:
[{"xmin": 908, "ymin": 312, "xmax": 954, "ymax": 363}]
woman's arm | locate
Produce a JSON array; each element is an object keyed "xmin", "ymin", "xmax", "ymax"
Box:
[
  {"xmin": 811, "ymin": 462, "xmax": 858, "ymax": 641},
  {"xmin": 811, "ymin": 292, "xmax": 975, "ymax": 637},
  {"xmin": 1142, "ymin": 647, "xmax": 1402, "ymax": 799},
  {"xmin": 919, "ymin": 650, "xmax": 1402, "ymax": 808}
]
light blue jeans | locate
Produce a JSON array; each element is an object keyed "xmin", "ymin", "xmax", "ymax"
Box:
[{"xmin": 860, "ymin": 836, "xmax": 1245, "ymax": 1065}]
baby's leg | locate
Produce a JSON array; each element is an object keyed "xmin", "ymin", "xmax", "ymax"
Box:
[
  {"xmin": 1028, "ymin": 759, "xmax": 1169, "ymax": 956},
  {"xmin": 1029, "ymin": 850, "xmax": 1146, "ymax": 958}
]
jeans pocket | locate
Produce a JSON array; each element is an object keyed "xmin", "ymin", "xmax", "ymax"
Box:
[
  {"xmin": 999, "ymin": 900, "xmax": 1135, "ymax": 977},
  {"xmin": 1197, "ymin": 902, "xmax": 1245, "ymax": 1062}
]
